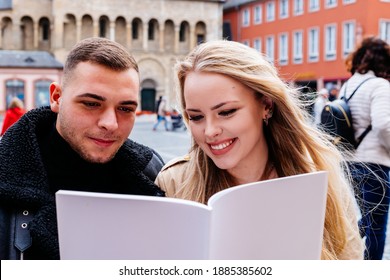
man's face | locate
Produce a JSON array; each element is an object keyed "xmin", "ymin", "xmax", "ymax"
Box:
[{"xmin": 50, "ymin": 61, "xmax": 139, "ymax": 163}]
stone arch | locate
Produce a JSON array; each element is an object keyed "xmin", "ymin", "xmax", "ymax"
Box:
[
  {"xmin": 138, "ymin": 58, "xmax": 166, "ymax": 111},
  {"xmin": 38, "ymin": 17, "xmax": 51, "ymax": 51},
  {"xmin": 131, "ymin": 17, "xmax": 143, "ymax": 50},
  {"xmin": 1, "ymin": 17, "xmax": 13, "ymax": 49},
  {"xmin": 21, "ymin": 16, "xmax": 34, "ymax": 50},
  {"xmin": 64, "ymin": 13, "xmax": 77, "ymax": 50},
  {"xmin": 98, "ymin": 15, "xmax": 110, "ymax": 38},
  {"xmin": 179, "ymin": 21, "xmax": 190, "ymax": 53},
  {"xmin": 81, "ymin": 14, "xmax": 93, "ymax": 39},
  {"xmin": 164, "ymin": 19, "xmax": 174, "ymax": 53},
  {"xmin": 195, "ymin": 21, "xmax": 206, "ymax": 44},
  {"xmin": 115, "ymin": 16, "xmax": 127, "ymax": 47},
  {"xmin": 148, "ymin": 18, "xmax": 159, "ymax": 51}
]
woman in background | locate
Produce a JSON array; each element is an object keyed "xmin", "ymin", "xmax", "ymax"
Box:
[
  {"xmin": 342, "ymin": 36, "xmax": 390, "ymax": 260},
  {"xmin": 1, "ymin": 97, "xmax": 26, "ymax": 136}
]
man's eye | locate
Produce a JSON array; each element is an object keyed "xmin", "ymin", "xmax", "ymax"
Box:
[
  {"xmin": 219, "ymin": 109, "xmax": 237, "ymax": 116},
  {"xmin": 83, "ymin": 101, "xmax": 100, "ymax": 107},
  {"xmin": 118, "ymin": 107, "xmax": 135, "ymax": 113},
  {"xmin": 188, "ymin": 115, "xmax": 203, "ymax": 122}
]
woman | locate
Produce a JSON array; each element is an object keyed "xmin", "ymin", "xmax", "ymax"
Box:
[
  {"xmin": 342, "ymin": 36, "xmax": 390, "ymax": 260},
  {"xmin": 1, "ymin": 97, "xmax": 26, "ymax": 136},
  {"xmin": 155, "ymin": 40, "xmax": 364, "ymax": 259}
]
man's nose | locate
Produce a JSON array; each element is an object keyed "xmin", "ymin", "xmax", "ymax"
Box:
[{"xmin": 98, "ymin": 109, "xmax": 119, "ymax": 131}]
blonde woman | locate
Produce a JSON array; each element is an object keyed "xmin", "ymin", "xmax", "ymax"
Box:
[{"xmin": 155, "ymin": 40, "xmax": 364, "ymax": 260}]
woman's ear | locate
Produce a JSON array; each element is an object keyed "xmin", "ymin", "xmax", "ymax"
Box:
[
  {"xmin": 50, "ymin": 82, "xmax": 62, "ymax": 113},
  {"xmin": 262, "ymin": 96, "xmax": 274, "ymax": 116}
]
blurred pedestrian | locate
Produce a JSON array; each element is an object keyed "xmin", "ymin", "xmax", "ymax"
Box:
[
  {"xmin": 342, "ymin": 36, "xmax": 390, "ymax": 260},
  {"xmin": 0, "ymin": 97, "xmax": 26, "ymax": 136},
  {"xmin": 0, "ymin": 37, "xmax": 164, "ymax": 260},
  {"xmin": 155, "ymin": 40, "xmax": 364, "ymax": 260},
  {"xmin": 153, "ymin": 96, "xmax": 169, "ymax": 131},
  {"xmin": 313, "ymin": 88, "xmax": 329, "ymax": 125}
]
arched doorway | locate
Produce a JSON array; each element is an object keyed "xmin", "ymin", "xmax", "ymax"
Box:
[{"xmin": 140, "ymin": 79, "xmax": 157, "ymax": 112}]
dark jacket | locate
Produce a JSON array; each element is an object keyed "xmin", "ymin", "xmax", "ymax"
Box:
[{"xmin": 0, "ymin": 107, "xmax": 164, "ymax": 259}]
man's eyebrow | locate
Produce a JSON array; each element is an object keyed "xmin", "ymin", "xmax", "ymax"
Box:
[
  {"xmin": 120, "ymin": 100, "xmax": 138, "ymax": 106},
  {"xmin": 76, "ymin": 93, "xmax": 138, "ymax": 106},
  {"xmin": 76, "ymin": 93, "xmax": 106, "ymax": 101}
]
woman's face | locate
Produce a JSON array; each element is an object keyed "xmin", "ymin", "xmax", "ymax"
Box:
[{"xmin": 184, "ymin": 71, "xmax": 270, "ymax": 180}]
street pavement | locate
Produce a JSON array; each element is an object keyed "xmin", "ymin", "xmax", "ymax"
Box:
[{"xmin": 132, "ymin": 114, "xmax": 390, "ymax": 260}]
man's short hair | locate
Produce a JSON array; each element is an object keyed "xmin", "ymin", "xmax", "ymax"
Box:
[{"xmin": 62, "ymin": 37, "xmax": 138, "ymax": 87}]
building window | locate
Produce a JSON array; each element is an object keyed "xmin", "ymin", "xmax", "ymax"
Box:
[
  {"xmin": 279, "ymin": 0, "xmax": 289, "ymax": 19},
  {"xmin": 99, "ymin": 18, "xmax": 107, "ymax": 38},
  {"xmin": 343, "ymin": 0, "xmax": 356, "ymax": 4},
  {"xmin": 278, "ymin": 33, "xmax": 288, "ymax": 65},
  {"xmin": 5, "ymin": 79, "xmax": 25, "ymax": 109},
  {"xmin": 197, "ymin": 34, "xmax": 205, "ymax": 44},
  {"xmin": 325, "ymin": 0, "xmax": 338, "ymax": 8},
  {"xmin": 265, "ymin": 35, "xmax": 275, "ymax": 64},
  {"xmin": 325, "ymin": 24, "xmax": 337, "ymax": 60},
  {"xmin": 132, "ymin": 20, "xmax": 139, "ymax": 39},
  {"xmin": 293, "ymin": 30, "xmax": 303, "ymax": 64},
  {"xmin": 148, "ymin": 21, "xmax": 155, "ymax": 40},
  {"xmin": 294, "ymin": 0, "xmax": 304, "ymax": 15},
  {"xmin": 179, "ymin": 22, "xmax": 187, "ymax": 42},
  {"xmin": 308, "ymin": 27, "xmax": 319, "ymax": 62},
  {"xmin": 0, "ymin": 0, "xmax": 12, "ymax": 9},
  {"xmin": 380, "ymin": 20, "xmax": 390, "ymax": 44},
  {"xmin": 242, "ymin": 40, "xmax": 250, "ymax": 46},
  {"xmin": 254, "ymin": 38, "xmax": 262, "ymax": 52},
  {"xmin": 40, "ymin": 18, "xmax": 50, "ymax": 41},
  {"xmin": 254, "ymin": 5, "xmax": 262, "ymax": 24},
  {"xmin": 35, "ymin": 80, "xmax": 52, "ymax": 108},
  {"xmin": 343, "ymin": 21, "xmax": 355, "ymax": 56},
  {"xmin": 242, "ymin": 8, "xmax": 250, "ymax": 27},
  {"xmin": 266, "ymin": 1, "xmax": 275, "ymax": 22},
  {"xmin": 309, "ymin": 0, "xmax": 320, "ymax": 12}
]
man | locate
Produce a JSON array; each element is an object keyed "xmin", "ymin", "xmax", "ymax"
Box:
[{"xmin": 0, "ymin": 37, "xmax": 165, "ymax": 259}]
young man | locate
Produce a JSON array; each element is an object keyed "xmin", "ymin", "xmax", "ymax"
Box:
[{"xmin": 0, "ymin": 37, "xmax": 165, "ymax": 259}]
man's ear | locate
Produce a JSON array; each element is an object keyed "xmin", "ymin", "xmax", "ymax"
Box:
[{"xmin": 50, "ymin": 82, "xmax": 62, "ymax": 113}]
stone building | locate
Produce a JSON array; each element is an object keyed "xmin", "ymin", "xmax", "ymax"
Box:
[{"xmin": 0, "ymin": 0, "xmax": 225, "ymax": 112}]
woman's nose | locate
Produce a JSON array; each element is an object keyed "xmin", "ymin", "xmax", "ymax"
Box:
[{"xmin": 204, "ymin": 119, "xmax": 222, "ymax": 138}]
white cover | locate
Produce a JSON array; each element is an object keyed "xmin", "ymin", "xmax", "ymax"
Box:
[{"xmin": 56, "ymin": 171, "xmax": 328, "ymax": 260}]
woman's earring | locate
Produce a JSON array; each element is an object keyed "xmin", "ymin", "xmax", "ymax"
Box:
[
  {"xmin": 263, "ymin": 110, "xmax": 273, "ymax": 126},
  {"xmin": 263, "ymin": 117, "xmax": 269, "ymax": 126}
]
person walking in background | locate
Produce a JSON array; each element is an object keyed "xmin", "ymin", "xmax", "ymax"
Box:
[
  {"xmin": 342, "ymin": 36, "xmax": 390, "ymax": 260},
  {"xmin": 153, "ymin": 96, "xmax": 169, "ymax": 131},
  {"xmin": 313, "ymin": 88, "xmax": 329, "ymax": 125},
  {"xmin": 155, "ymin": 40, "xmax": 364, "ymax": 260},
  {"xmin": 0, "ymin": 37, "xmax": 164, "ymax": 260},
  {"xmin": 0, "ymin": 97, "xmax": 26, "ymax": 136}
]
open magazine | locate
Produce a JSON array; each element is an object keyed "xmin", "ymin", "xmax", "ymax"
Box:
[{"xmin": 56, "ymin": 171, "xmax": 328, "ymax": 260}]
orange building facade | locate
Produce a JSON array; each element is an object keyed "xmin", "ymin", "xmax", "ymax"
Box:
[{"xmin": 223, "ymin": 0, "xmax": 390, "ymax": 92}]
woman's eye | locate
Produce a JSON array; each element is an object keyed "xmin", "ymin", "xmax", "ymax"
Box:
[
  {"xmin": 220, "ymin": 109, "xmax": 237, "ymax": 116},
  {"xmin": 188, "ymin": 115, "xmax": 203, "ymax": 122}
]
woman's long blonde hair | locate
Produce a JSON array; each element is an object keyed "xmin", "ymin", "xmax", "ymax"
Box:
[{"xmin": 174, "ymin": 40, "xmax": 359, "ymax": 259}]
